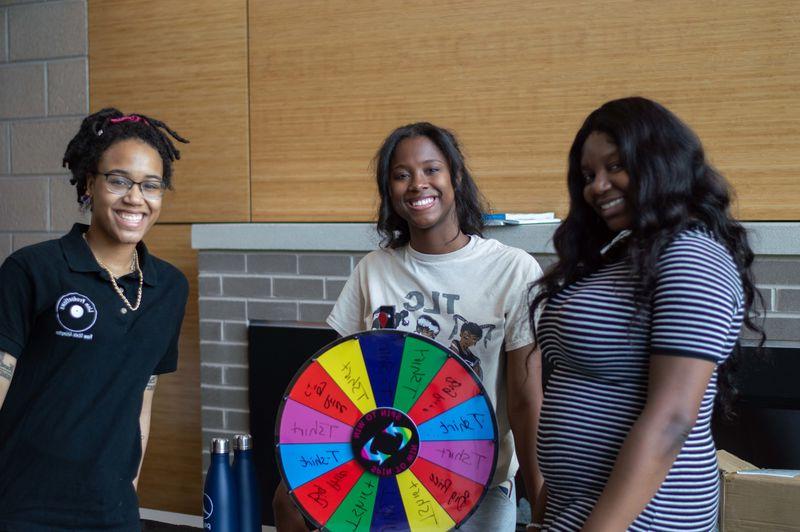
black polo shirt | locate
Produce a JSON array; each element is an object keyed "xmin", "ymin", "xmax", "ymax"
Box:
[{"xmin": 0, "ymin": 223, "xmax": 188, "ymax": 531}]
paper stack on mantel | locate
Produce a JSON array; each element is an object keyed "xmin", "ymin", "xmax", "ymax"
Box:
[{"xmin": 483, "ymin": 212, "xmax": 561, "ymax": 225}]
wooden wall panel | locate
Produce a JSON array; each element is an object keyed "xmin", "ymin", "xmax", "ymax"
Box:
[
  {"xmin": 89, "ymin": 0, "xmax": 250, "ymax": 223},
  {"xmin": 250, "ymin": 0, "xmax": 800, "ymax": 221},
  {"xmin": 136, "ymin": 224, "xmax": 201, "ymax": 515}
]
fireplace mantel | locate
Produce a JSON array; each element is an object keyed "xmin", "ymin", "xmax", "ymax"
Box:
[{"xmin": 192, "ymin": 221, "xmax": 799, "ymax": 255}]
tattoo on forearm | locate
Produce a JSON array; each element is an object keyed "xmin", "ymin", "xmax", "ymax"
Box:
[
  {"xmin": 0, "ymin": 355, "xmax": 15, "ymax": 381},
  {"xmin": 146, "ymin": 375, "xmax": 157, "ymax": 391}
]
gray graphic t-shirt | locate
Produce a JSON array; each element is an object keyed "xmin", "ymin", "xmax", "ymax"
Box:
[{"xmin": 327, "ymin": 236, "xmax": 542, "ymax": 486}]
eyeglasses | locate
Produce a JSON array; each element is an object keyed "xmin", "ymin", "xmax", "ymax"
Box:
[{"xmin": 97, "ymin": 172, "xmax": 166, "ymax": 201}]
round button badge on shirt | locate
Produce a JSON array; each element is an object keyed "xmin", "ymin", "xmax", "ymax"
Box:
[{"xmin": 55, "ymin": 292, "xmax": 98, "ymax": 333}]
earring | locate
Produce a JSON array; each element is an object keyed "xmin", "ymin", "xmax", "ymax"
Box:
[{"xmin": 80, "ymin": 193, "xmax": 92, "ymax": 211}]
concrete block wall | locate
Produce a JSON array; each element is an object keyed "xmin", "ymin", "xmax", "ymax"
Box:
[
  {"xmin": 0, "ymin": 0, "xmax": 90, "ymax": 262},
  {"xmin": 198, "ymin": 251, "xmax": 364, "ymax": 469},
  {"xmin": 751, "ymin": 257, "xmax": 800, "ymax": 344}
]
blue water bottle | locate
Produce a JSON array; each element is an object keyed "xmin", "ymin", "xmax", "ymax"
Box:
[
  {"xmin": 233, "ymin": 434, "xmax": 262, "ymax": 532},
  {"xmin": 203, "ymin": 437, "xmax": 240, "ymax": 532}
]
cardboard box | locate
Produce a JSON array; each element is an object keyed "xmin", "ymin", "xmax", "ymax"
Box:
[{"xmin": 718, "ymin": 450, "xmax": 800, "ymax": 531}]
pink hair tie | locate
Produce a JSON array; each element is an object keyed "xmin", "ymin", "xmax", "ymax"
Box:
[{"xmin": 109, "ymin": 115, "xmax": 149, "ymax": 125}]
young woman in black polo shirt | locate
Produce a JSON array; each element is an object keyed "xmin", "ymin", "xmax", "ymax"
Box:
[{"xmin": 0, "ymin": 109, "xmax": 189, "ymax": 531}]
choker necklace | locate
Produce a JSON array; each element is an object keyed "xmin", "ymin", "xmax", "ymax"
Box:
[{"xmin": 83, "ymin": 232, "xmax": 143, "ymax": 311}]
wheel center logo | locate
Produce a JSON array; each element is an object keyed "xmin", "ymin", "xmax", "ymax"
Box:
[
  {"xmin": 352, "ymin": 408, "xmax": 419, "ymax": 477},
  {"xmin": 55, "ymin": 292, "xmax": 98, "ymax": 334}
]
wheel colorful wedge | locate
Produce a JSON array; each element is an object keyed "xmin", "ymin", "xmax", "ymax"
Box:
[{"xmin": 275, "ymin": 329, "xmax": 499, "ymax": 531}]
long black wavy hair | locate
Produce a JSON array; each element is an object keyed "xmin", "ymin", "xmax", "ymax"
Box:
[
  {"xmin": 530, "ymin": 97, "xmax": 765, "ymax": 413},
  {"xmin": 374, "ymin": 122, "xmax": 485, "ymax": 248},
  {"xmin": 62, "ymin": 108, "xmax": 189, "ymax": 204}
]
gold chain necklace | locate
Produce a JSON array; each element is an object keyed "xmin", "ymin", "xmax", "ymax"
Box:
[{"xmin": 83, "ymin": 233, "xmax": 144, "ymax": 311}]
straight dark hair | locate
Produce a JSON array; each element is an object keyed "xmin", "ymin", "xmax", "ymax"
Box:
[
  {"xmin": 374, "ymin": 122, "xmax": 485, "ymax": 248},
  {"xmin": 530, "ymin": 97, "xmax": 766, "ymax": 413}
]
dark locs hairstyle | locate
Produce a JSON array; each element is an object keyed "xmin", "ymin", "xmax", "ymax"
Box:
[
  {"xmin": 374, "ymin": 122, "xmax": 486, "ymax": 248},
  {"xmin": 530, "ymin": 96, "xmax": 765, "ymax": 414},
  {"xmin": 62, "ymin": 108, "xmax": 189, "ymax": 203}
]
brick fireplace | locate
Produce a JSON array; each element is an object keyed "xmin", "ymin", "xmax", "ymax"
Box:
[{"xmin": 193, "ymin": 222, "xmax": 800, "ymax": 484}]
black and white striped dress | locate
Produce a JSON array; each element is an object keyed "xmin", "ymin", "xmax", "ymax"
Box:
[{"xmin": 537, "ymin": 228, "xmax": 744, "ymax": 531}]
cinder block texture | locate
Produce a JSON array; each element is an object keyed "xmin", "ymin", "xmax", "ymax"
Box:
[
  {"xmin": 50, "ymin": 176, "xmax": 89, "ymax": 231},
  {"xmin": 777, "ymin": 289, "xmax": 800, "ymax": 313},
  {"xmin": 11, "ymin": 118, "xmax": 79, "ymax": 174},
  {"xmin": 742, "ymin": 316, "xmax": 800, "ymax": 342},
  {"xmin": 221, "ymin": 276, "xmax": 270, "ymax": 298},
  {"xmin": 8, "ymin": 1, "xmax": 87, "ymax": 61},
  {"xmin": 224, "ymin": 411, "xmax": 250, "ymax": 432},
  {"xmin": 755, "ymin": 288, "xmax": 774, "ymax": 312},
  {"xmin": 0, "ymin": 125, "xmax": 9, "ymax": 174},
  {"xmin": 764, "ymin": 316, "xmax": 800, "ymax": 342},
  {"xmin": 299, "ymin": 254, "xmax": 351, "ymax": 276},
  {"xmin": 0, "ymin": 178, "xmax": 48, "ymax": 230},
  {"xmin": 0, "ymin": 234, "xmax": 12, "ymax": 263},
  {"xmin": 0, "ymin": 63, "xmax": 45, "ymax": 118},
  {"xmin": 201, "ymin": 386, "xmax": 249, "ymax": 411},
  {"xmin": 47, "ymin": 58, "xmax": 87, "ymax": 116},
  {"xmin": 0, "ymin": 10, "xmax": 7, "ymax": 62},
  {"xmin": 12, "ymin": 231, "xmax": 60, "ymax": 250},
  {"xmin": 325, "ymin": 279, "xmax": 347, "ymax": 301},
  {"xmin": 247, "ymin": 253, "xmax": 297, "ymax": 274},
  {"xmin": 224, "ymin": 366, "xmax": 248, "ymax": 387},
  {"xmin": 200, "ymin": 343, "xmax": 247, "ymax": 365},
  {"xmin": 199, "ymin": 299, "xmax": 246, "ymax": 321},
  {"xmin": 201, "ymin": 365, "xmax": 222, "ymax": 386},
  {"xmin": 753, "ymin": 258, "xmax": 800, "ymax": 285},
  {"xmin": 199, "ymin": 276, "xmax": 221, "ymax": 296},
  {"xmin": 199, "ymin": 252, "xmax": 245, "ymax": 273},
  {"xmin": 201, "ymin": 408, "xmax": 223, "ymax": 430},
  {"xmin": 299, "ymin": 302, "xmax": 335, "ymax": 323},
  {"xmin": 273, "ymin": 278, "xmax": 324, "ymax": 299},
  {"xmin": 222, "ymin": 322, "xmax": 247, "ymax": 343},
  {"xmin": 247, "ymin": 300, "xmax": 297, "ymax": 321},
  {"xmin": 199, "ymin": 321, "xmax": 222, "ymax": 342}
]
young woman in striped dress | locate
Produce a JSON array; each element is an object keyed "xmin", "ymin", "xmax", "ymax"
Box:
[{"xmin": 529, "ymin": 97, "xmax": 764, "ymax": 531}]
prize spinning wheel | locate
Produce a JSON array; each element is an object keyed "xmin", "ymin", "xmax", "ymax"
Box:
[{"xmin": 275, "ymin": 330, "xmax": 498, "ymax": 531}]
